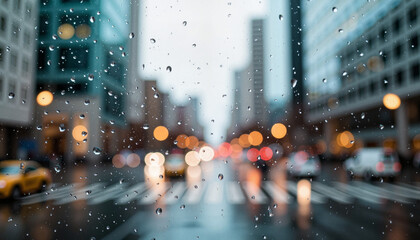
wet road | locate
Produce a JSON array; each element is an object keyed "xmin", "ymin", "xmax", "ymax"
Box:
[{"xmin": 1, "ymin": 160, "xmax": 420, "ymax": 240}]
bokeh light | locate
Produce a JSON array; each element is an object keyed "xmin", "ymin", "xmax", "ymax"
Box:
[
  {"xmin": 153, "ymin": 126, "xmax": 169, "ymax": 141},
  {"xmin": 239, "ymin": 134, "xmax": 251, "ymax": 148},
  {"xmin": 247, "ymin": 148, "xmax": 259, "ymax": 162},
  {"xmin": 248, "ymin": 131, "xmax": 263, "ymax": 146},
  {"xmin": 259, "ymin": 147, "xmax": 273, "ymax": 161},
  {"xmin": 57, "ymin": 23, "xmax": 75, "ymax": 40},
  {"xmin": 36, "ymin": 91, "xmax": 54, "ymax": 106},
  {"xmin": 72, "ymin": 125, "xmax": 88, "ymax": 142},
  {"xmin": 145, "ymin": 152, "xmax": 165, "ymax": 166},
  {"xmin": 198, "ymin": 146, "xmax": 215, "ymax": 161},
  {"xmin": 383, "ymin": 93, "xmax": 401, "ymax": 110},
  {"xmin": 218, "ymin": 142, "xmax": 232, "ymax": 158},
  {"xmin": 185, "ymin": 151, "xmax": 201, "ymax": 166},
  {"xmin": 297, "ymin": 179, "xmax": 311, "ymax": 205},
  {"xmin": 75, "ymin": 24, "xmax": 91, "ymax": 38},
  {"xmin": 176, "ymin": 134, "xmax": 189, "ymax": 148},
  {"xmin": 271, "ymin": 123, "xmax": 287, "ymax": 139},
  {"xmin": 126, "ymin": 153, "xmax": 141, "ymax": 168},
  {"xmin": 337, "ymin": 131, "xmax": 354, "ymax": 148},
  {"xmin": 112, "ymin": 154, "xmax": 125, "ymax": 168},
  {"xmin": 187, "ymin": 136, "xmax": 199, "ymax": 149}
]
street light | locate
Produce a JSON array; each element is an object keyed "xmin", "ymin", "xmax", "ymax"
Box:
[{"xmin": 383, "ymin": 93, "xmax": 401, "ymax": 110}]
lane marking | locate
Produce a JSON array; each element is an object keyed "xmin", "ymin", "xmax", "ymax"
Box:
[
  {"xmin": 287, "ymin": 181, "xmax": 326, "ymax": 204},
  {"xmin": 55, "ymin": 182, "xmax": 105, "ymax": 205},
  {"xmin": 311, "ymin": 182, "xmax": 353, "ymax": 204},
  {"xmin": 183, "ymin": 183, "xmax": 205, "ymax": 204},
  {"xmin": 242, "ymin": 182, "xmax": 268, "ymax": 204},
  {"xmin": 164, "ymin": 182, "xmax": 186, "ymax": 205},
  {"xmin": 333, "ymin": 182, "xmax": 382, "ymax": 204},
  {"xmin": 263, "ymin": 181, "xmax": 291, "ymax": 203}
]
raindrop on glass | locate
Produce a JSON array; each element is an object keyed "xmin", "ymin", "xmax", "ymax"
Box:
[
  {"xmin": 54, "ymin": 164, "xmax": 61, "ymax": 173},
  {"xmin": 166, "ymin": 66, "xmax": 172, "ymax": 72},
  {"xmin": 153, "ymin": 93, "xmax": 159, "ymax": 98},
  {"xmin": 84, "ymin": 99, "xmax": 90, "ymax": 105},
  {"xmin": 361, "ymin": 112, "xmax": 365, "ymax": 119},
  {"xmin": 218, "ymin": 174, "xmax": 224, "ymax": 180},
  {"xmin": 279, "ymin": 14, "xmax": 283, "ymax": 21},
  {"xmin": 379, "ymin": 124, "xmax": 384, "ymax": 130},
  {"xmin": 59, "ymin": 124, "xmax": 66, "ymax": 132},
  {"xmin": 182, "ymin": 21, "xmax": 187, "ymax": 26},
  {"xmin": 143, "ymin": 124, "xmax": 149, "ymax": 130},
  {"xmin": 291, "ymin": 79, "xmax": 297, "ymax": 88},
  {"xmin": 150, "ymin": 38, "xmax": 156, "ymax": 43},
  {"xmin": 8, "ymin": 92, "xmax": 15, "ymax": 99},
  {"xmin": 155, "ymin": 208, "xmax": 162, "ymax": 215},
  {"xmin": 93, "ymin": 147, "xmax": 102, "ymax": 155},
  {"xmin": 89, "ymin": 16, "xmax": 95, "ymax": 23},
  {"xmin": 129, "ymin": 32, "xmax": 135, "ymax": 39},
  {"xmin": 322, "ymin": 78, "xmax": 327, "ymax": 83},
  {"xmin": 332, "ymin": 7, "xmax": 337, "ymax": 12}
]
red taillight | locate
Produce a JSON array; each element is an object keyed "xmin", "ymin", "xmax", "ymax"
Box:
[
  {"xmin": 393, "ymin": 162, "xmax": 401, "ymax": 172},
  {"xmin": 376, "ymin": 162, "xmax": 384, "ymax": 172}
]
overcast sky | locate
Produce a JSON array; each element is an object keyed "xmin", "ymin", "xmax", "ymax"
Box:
[{"xmin": 138, "ymin": 0, "xmax": 290, "ymax": 144}]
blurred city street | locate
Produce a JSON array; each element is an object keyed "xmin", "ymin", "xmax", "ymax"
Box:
[{"xmin": 1, "ymin": 158, "xmax": 419, "ymax": 240}]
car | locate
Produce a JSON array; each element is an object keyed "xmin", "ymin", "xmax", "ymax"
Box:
[
  {"xmin": 164, "ymin": 152, "xmax": 186, "ymax": 178},
  {"xmin": 286, "ymin": 151, "xmax": 321, "ymax": 178},
  {"xmin": 344, "ymin": 148, "xmax": 401, "ymax": 180},
  {"xmin": 0, "ymin": 160, "xmax": 52, "ymax": 200}
]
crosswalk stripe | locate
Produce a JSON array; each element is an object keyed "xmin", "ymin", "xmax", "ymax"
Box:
[
  {"xmin": 89, "ymin": 183, "xmax": 128, "ymax": 205},
  {"xmin": 351, "ymin": 181, "xmax": 410, "ymax": 203},
  {"xmin": 311, "ymin": 182, "xmax": 353, "ymax": 204},
  {"xmin": 383, "ymin": 183, "xmax": 420, "ymax": 200},
  {"xmin": 114, "ymin": 183, "xmax": 147, "ymax": 205},
  {"xmin": 183, "ymin": 183, "xmax": 205, "ymax": 204},
  {"xmin": 242, "ymin": 182, "xmax": 268, "ymax": 204},
  {"xmin": 333, "ymin": 182, "xmax": 382, "ymax": 204},
  {"xmin": 287, "ymin": 181, "xmax": 326, "ymax": 204},
  {"xmin": 138, "ymin": 182, "xmax": 170, "ymax": 205},
  {"xmin": 21, "ymin": 183, "xmax": 80, "ymax": 205},
  {"xmin": 226, "ymin": 182, "xmax": 246, "ymax": 204},
  {"xmin": 205, "ymin": 182, "xmax": 224, "ymax": 204},
  {"xmin": 263, "ymin": 181, "xmax": 291, "ymax": 203},
  {"xmin": 164, "ymin": 182, "xmax": 186, "ymax": 204},
  {"xmin": 55, "ymin": 182, "xmax": 105, "ymax": 205}
]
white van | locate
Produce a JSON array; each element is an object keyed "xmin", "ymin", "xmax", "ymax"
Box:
[{"xmin": 344, "ymin": 148, "xmax": 401, "ymax": 180}]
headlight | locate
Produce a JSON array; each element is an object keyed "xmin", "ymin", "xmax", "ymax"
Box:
[{"xmin": 0, "ymin": 180, "xmax": 7, "ymax": 189}]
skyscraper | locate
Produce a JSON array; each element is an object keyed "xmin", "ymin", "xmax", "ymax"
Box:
[
  {"xmin": 0, "ymin": 0, "xmax": 39, "ymax": 159},
  {"xmin": 34, "ymin": 0, "xmax": 131, "ymax": 162}
]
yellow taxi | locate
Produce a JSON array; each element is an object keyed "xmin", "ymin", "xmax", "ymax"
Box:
[{"xmin": 0, "ymin": 160, "xmax": 52, "ymax": 200}]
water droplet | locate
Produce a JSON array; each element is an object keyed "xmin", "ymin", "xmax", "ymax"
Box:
[
  {"xmin": 8, "ymin": 92, "xmax": 15, "ymax": 99},
  {"xmin": 279, "ymin": 14, "xmax": 283, "ymax": 21},
  {"xmin": 59, "ymin": 124, "xmax": 66, "ymax": 132},
  {"xmin": 88, "ymin": 74, "xmax": 94, "ymax": 81},
  {"xmin": 84, "ymin": 99, "xmax": 90, "ymax": 105},
  {"xmin": 109, "ymin": 120, "xmax": 115, "ymax": 125},
  {"xmin": 129, "ymin": 32, "xmax": 135, "ymax": 39},
  {"xmin": 153, "ymin": 93, "xmax": 159, "ymax": 98},
  {"xmin": 54, "ymin": 164, "xmax": 61, "ymax": 173},
  {"xmin": 89, "ymin": 16, "xmax": 95, "ymax": 23},
  {"xmin": 119, "ymin": 179, "xmax": 125, "ymax": 184},
  {"xmin": 150, "ymin": 38, "xmax": 156, "ymax": 43},
  {"xmin": 159, "ymin": 174, "xmax": 163, "ymax": 179},
  {"xmin": 143, "ymin": 124, "xmax": 149, "ymax": 130},
  {"xmin": 291, "ymin": 79, "xmax": 298, "ymax": 88},
  {"xmin": 36, "ymin": 125, "xmax": 42, "ymax": 131},
  {"xmin": 361, "ymin": 112, "xmax": 365, "ymax": 119},
  {"xmin": 155, "ymin": 208, "xmax": 162, "ymax": 215},
  {"xmin": 80, "ymin": 114, "xmax": 85, "ymax": 119},
  {"xmin": 379, "ymin": 124, "xmax": 384, "ymax": 130},
  {"xmin": 182, "ymin": 21, "xmax": 187, "ymax": 26},
  {"xmin": 19, "ymin": 163, "xmax": 24, "ymax": 169},
  {"xmin": 106, "ymin": 226, "xmax": 110, "ymax": 230},
  {"xmin": 49, "ymin": 45, "xmax": 55, "ymax": 51},
  {"xmin": 332, "ymin": 7, "xmax": 337, "ymax": 12},
  {"xmin": 166, "ymin": 66, "xmax": 172, "ymax": 72},
  {"xmin": 218, "ymin": 174, "xmax": 224, "ymax": 180},
  {"xmin": 93, "ymin": 147, "xmax": 102, "ymax": 155},
  {"xmin": 322, "ymin": 78, "xmax": 327, "ymax": 83},
  {"xmin": 342, "ymin": 71, "xmax": 348, "ymax": 76},
  {"xmin": 338, "ymin": 29, "xmax": 344, "ymax": 33},
  {"xmin": 180, "ymin": 204, "xmax": 185, "ymax": 209},
  {"xmin": 85, "ymin": 190, "xmax": 92, "ymax": 195}
]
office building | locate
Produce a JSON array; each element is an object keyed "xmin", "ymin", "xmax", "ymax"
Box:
[{"xmin": 0, "ymin": 0, "xmax": 39, "ymax": 159}]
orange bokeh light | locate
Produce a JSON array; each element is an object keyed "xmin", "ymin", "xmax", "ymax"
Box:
[
  {"xmin": 248, "ymin": 131, "xmax": 263, "ymax": 146},
  {"xmin": 383, "ymin": 93, "xmax": 401, "ymax": 110},
  {"xmin": 271, "ymin": 123, "xmax": 287, "ymax": 139},
  {"xmin": 153, "ymin": 126, "xmax": 169, "ymax": 141},
  {"xmin": 36, "ymin": 91, "xmax": 54, "ymax": 106},
  {"xmin": 72, "ymin": 125, "xmax": 88, "ymax": 142},
  {"xmin": 176, "ymin": 134, "xmax": 189, "ymax": 149},
  {"xmin": 239, "ymin": 134, "xmax": 251, "ymax": 148},
  {"xmin": 187, "ymin": 136, "xmax": 199, "ymax": 149}
]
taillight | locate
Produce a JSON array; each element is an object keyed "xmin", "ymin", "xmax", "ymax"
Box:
[
  {"xmin": 393, "ymin": 162, "xmax": 401, "ymax": 172},
  {"xmin": 376, "ymin": 162, "xmax": 384, "ymax": 172}
]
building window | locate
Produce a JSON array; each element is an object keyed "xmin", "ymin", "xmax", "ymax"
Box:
[
  {"xmin": 11, "ymin": 22, "xmax": 20, "ymax": 41},
  {"xmin": 37, "ymin": 47, "xmax": 47, "ymax": 71},
  {"xmin": 0, "ymin": 45, "xmax": 4, "ymax": 68},
  {"xmin": 22, "ymin": 58, "xmax": 29, "ymax": 77},
  {"xmin": 380, "ymin": 28, "xmax": 387, "ymax": 42},
  {"xmin": 410, "ymin": 35, "xmax": 418, "ymax": 53},
  {"xmin": 381, "ymin": 51, "xmax": 388, "ymax": 65},
  {"xmin": 59, "ymin": 47, "xmax": 89, "ymax": 70},
  {"xmin": 394, "ymin": 42, "xmax": 402, "ymax": 59},
  {"xmin": 0, "ymin": 16, "xmax": 6, "ymax": 32},
  {"xmin": 39, "ymin": 14, "xmax": 49, "ymax": 36},
  {"xmin": 396, "ymin": 70, "xmax": 405, "ymax": 86},
  {"xmin": 369, "ymin": 81, "xmax": 377, "ymax": 94},
  {"xmin": 23, "ymin": 31, "xmax": 31, "ymax": 46},
  {"xmin": 13, "ymin": 0, "xmax": 21, "ymax": 14},
  {"xmin": 368, "ymin": 36, "xmax": 374, "ymax": 49},
  {"xmin": 382, "ymin": 76, "xmax": 389, "ymax": 90},
  {"xmin": 393, "ymin": 18, "xmax": 401, "ymax": 33},
  {"xmin": 408, "ymin": 5, "xmax": 417, "ymax": 25},
  {"xmin": 8, "ymin": 82, "xmax": 15, "ymax": 102},
  {"xmin": 20, "ymin": 86, "xmax": 27, "ymax": 104},
  {"xmin": 10, "ymin": 52, "xmax": 17, "ymax": 71},
  {"xmin": 0, "ymin": 76, "xmax": 3, "ymax": 101},
  {"xmin": 411, "ymin": 63, "xmax": 420, "ymax": 81},
  {"xmin": 358, "ymin": 85, "xmax": 365, "ymax": 99},
  {"xmin": 25, "ymin": 3, "xmax": 32, "ymax": 20}
]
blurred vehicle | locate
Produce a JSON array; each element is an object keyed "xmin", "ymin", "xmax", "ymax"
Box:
[
  {"xmin": 0, "ymin": 160, "xmax": 52, "ymax": 200},
  {"xmin": 164, "ymin": 151, "xmax": 186, "ymax": 178},
  {"xmin": 287, "ymin": 151, "xmax": 321, "ymax": 178},
  {"xmin": 413, "ymin": 151, "xmax": 420, "ymax": 168},
  {"xmin": 344, "ymin": 148, "xmax": 401, "ymax": 180}
]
